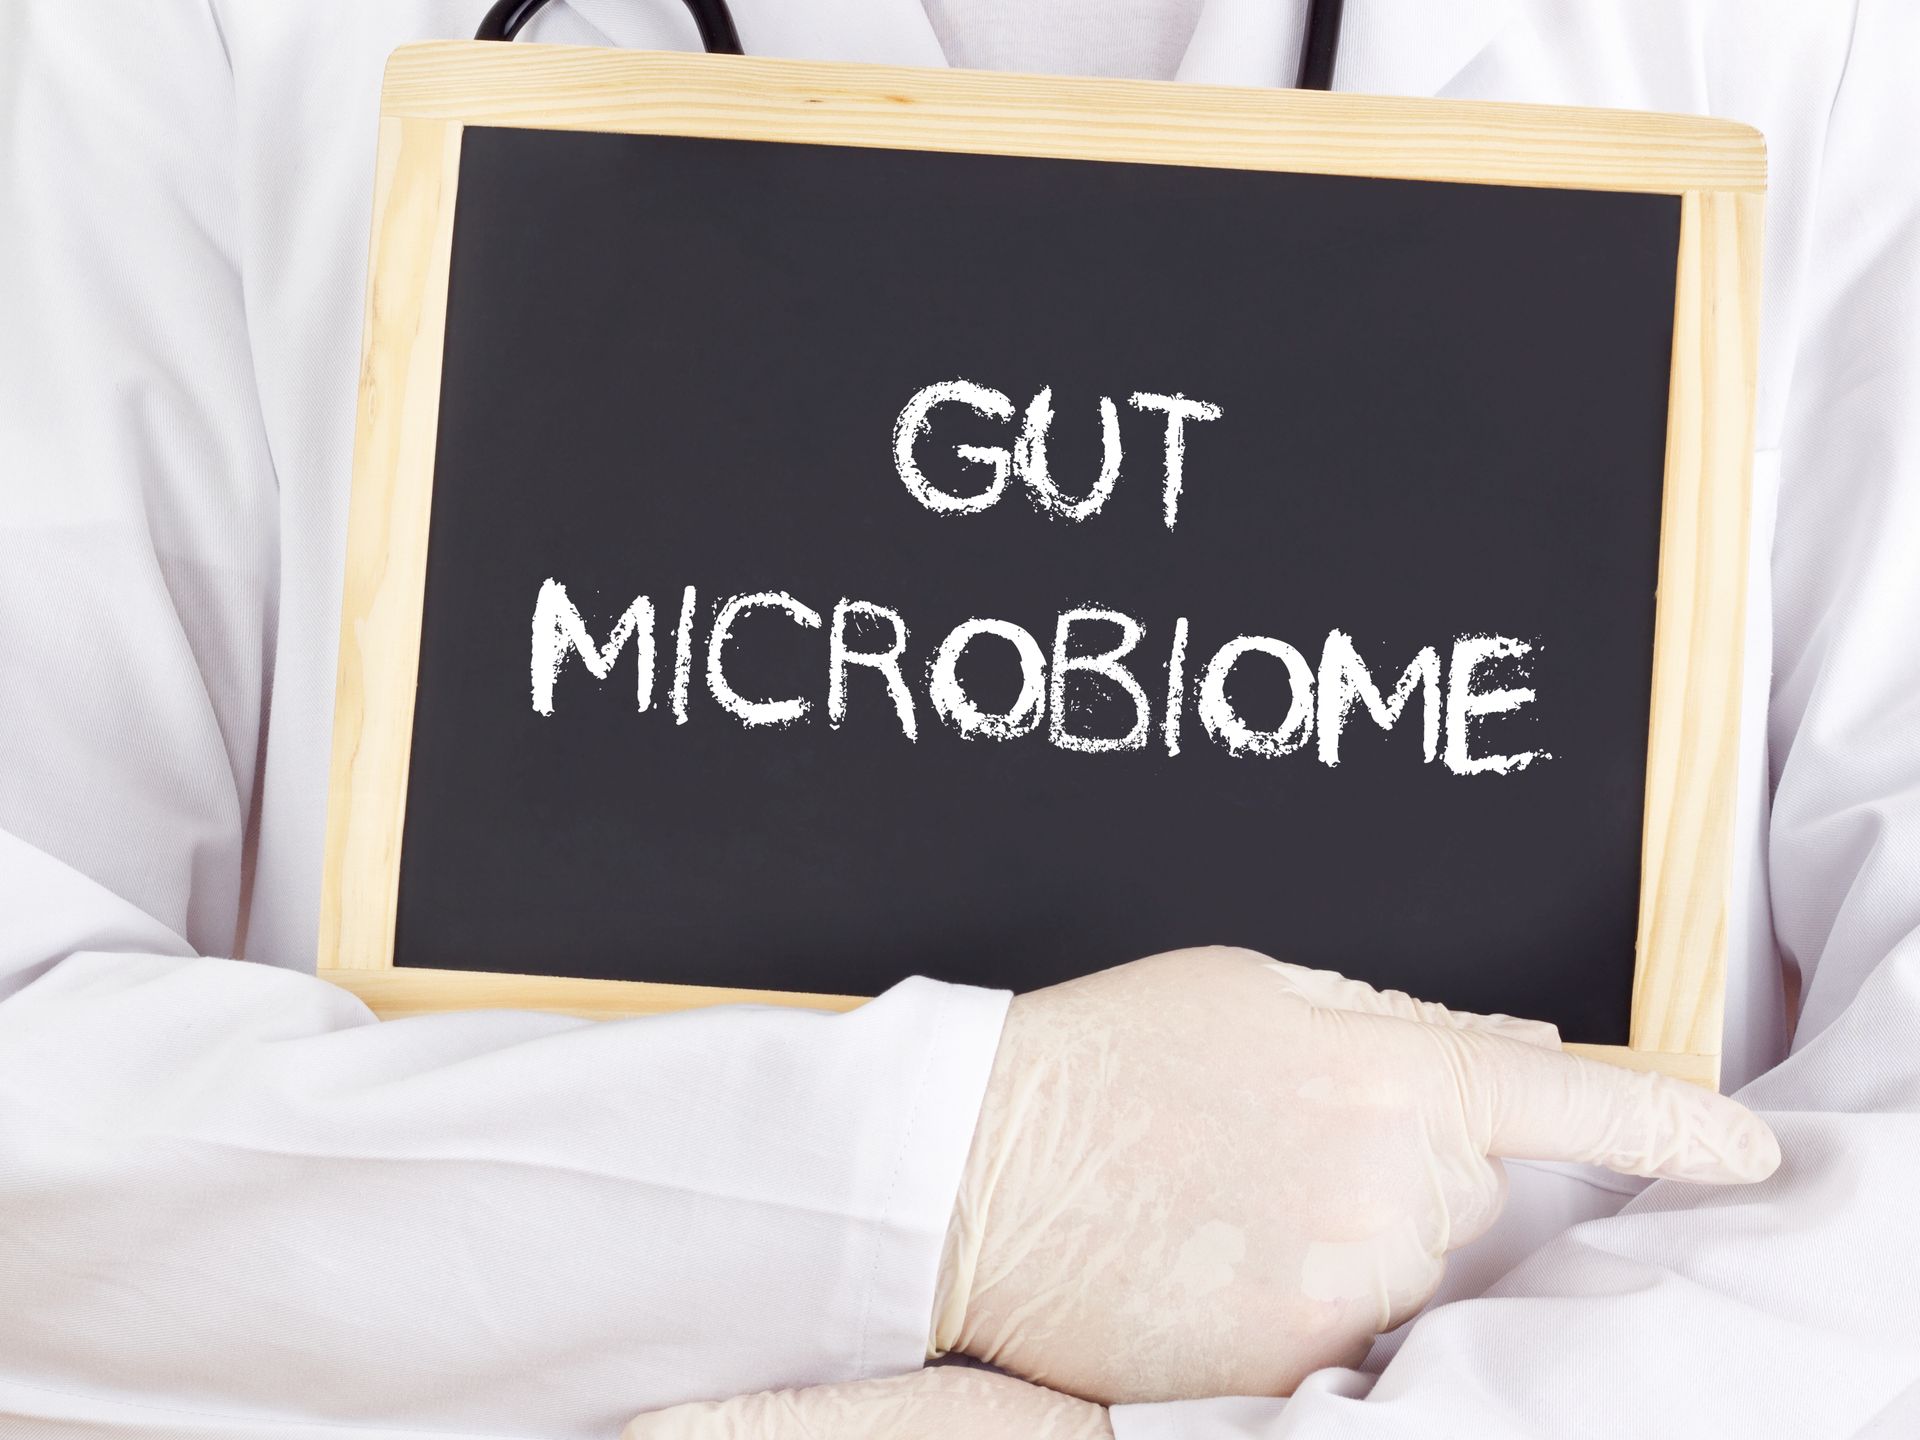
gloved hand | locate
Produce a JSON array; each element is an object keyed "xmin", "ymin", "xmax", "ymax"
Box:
[
  {"xmin": 930, "ymin": 948, "xmax": 1779, "ymax": 1403},
  {"xmin": 624, "ymin": 1367, "xmax": 1110, "ymax": 1440}
]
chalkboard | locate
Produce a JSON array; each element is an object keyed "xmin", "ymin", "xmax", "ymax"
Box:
[{"xmin": 322, "ymin": 44, "xmax": 1764, "ymax": 1084}]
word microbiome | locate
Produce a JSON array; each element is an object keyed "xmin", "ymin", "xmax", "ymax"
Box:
[{"xmin": 531, "ymin": 581, "xmax": 1548, "ymax": 775}]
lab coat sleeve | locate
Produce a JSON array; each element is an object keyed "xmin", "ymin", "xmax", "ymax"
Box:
[
  {"xmin": 0, "ymin": 8, "xmax": 1006, "ymax": 1438},
  {"xmin": 1113, "ymin": 7, "xmax": 1920, "ymax": 1438}
]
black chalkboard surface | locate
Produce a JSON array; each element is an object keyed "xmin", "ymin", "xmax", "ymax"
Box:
[
  {"xmin": 324, "ymin": 46, "xmax": 1762, "ymax": 1079},
  {"xmin": 395, "ymin": 125, "xmax": 1678, "ymax": 1041}
]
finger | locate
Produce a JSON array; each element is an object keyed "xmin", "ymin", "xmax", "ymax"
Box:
[
  {"xmin": 1261, "ymin": 958, "xmax": 1562, "ymax": 1048},
  {"xmin": 622, "ymin": 1368, "xmax": 1113, "ymax": 1440},
  {"xmin": 1441, "ymin": 1027, "xmax": 1780, "ymax": 1184}
]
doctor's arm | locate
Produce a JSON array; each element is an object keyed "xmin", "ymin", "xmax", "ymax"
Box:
[{"xmin": 0, "ymin": 9, "xmax": 1008, "ymax": 1437}]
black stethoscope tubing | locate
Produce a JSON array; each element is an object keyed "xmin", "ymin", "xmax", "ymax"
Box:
[
  {"xmin": 477, "ymin": 0, "xmax": 743, "ymax": 55},
  {"xmin": 1295, "ymin": 0, "xmax": 1345, "ymax": 90},
  {"xmin": 477, "ymin": 0, "xmax": 1345, "ymax": 90}
]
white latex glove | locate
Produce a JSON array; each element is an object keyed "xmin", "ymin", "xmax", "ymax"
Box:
[
  {"xmin": 624, "ymin": 1367, "xmax": 1111, "ymax": 1440},
  {"xmin": 931, "ymin": 948, "xmax": 1779, "ymax": 1403}
]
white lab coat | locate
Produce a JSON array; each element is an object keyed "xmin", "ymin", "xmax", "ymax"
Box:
[{"xmin": 0, "ymin": 1, "xmax": 1914, "ymax": 1436}]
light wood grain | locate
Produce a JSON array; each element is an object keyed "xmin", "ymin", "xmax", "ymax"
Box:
[
  {"xmin": 319, "ymin": 46, "xmax": 1764, "ymax": 1089},
  {"xmin": 1624, "ymin": 190, "xmax": 1763, "ymax": 1090},
  {"xmin": 319, "ymin": 117, "xmax": 462, "ymax": 973},
  {"xmin": 322, "ymin": 966, "xmax": 864, "ymax": 1022},
  {"xmin": 380, "ymin": 42, "xmax": 1763, "ymax": 196}
]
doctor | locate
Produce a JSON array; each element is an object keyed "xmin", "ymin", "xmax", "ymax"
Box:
[{"xmin": 0, "ymin": 5, "xmax": 1912, "ymax": 1440}]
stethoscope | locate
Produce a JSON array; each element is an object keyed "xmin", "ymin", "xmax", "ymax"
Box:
[{"xmin": 476, "ymin": 0, "xmax": 1347, "ymax": 90}]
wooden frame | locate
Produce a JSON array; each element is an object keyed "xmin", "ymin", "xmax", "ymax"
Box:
[{"xmin": 320, "ymin": 42, "xmax": 1764, "ymax": 1088}]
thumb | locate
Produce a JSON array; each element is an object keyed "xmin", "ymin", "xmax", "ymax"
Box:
[
  {"xmin": 1440, "ymin": 1027, "xmax": 1781, "ymax": 1184},
  {"xmin": 622, "ymin": 1367, "xmax": 1113, "ymax": 1440}
]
